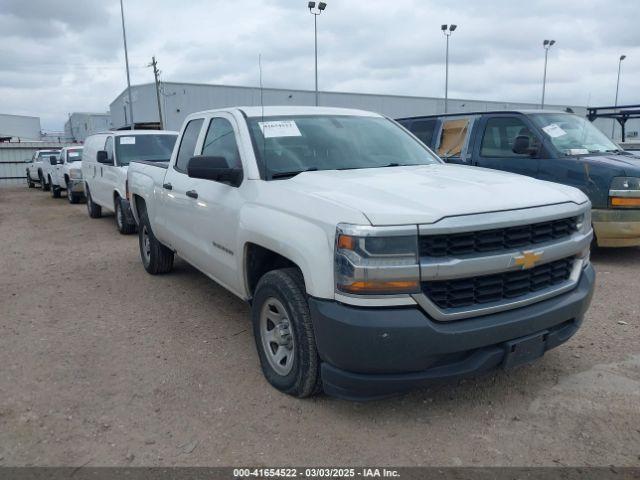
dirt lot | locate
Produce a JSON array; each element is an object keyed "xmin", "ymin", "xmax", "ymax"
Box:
[{"xmin": 0, "ymin": 185, "xmax": 638, "ymax": 467}]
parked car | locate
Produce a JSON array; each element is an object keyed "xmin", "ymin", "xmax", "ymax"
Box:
[
  {"xmin": 127, "ymin": 106, "xmax": 595, "ymax": 400},
  {"xmin": 26, "ymin": 149, "xmax": 61, "ymax": 190},
  {"xmin": 49, "ymin": 146, "xmax": 85, "ymax": 203},
  {"xmin": 82, "ymin": 130, "xmax": 178, "ymax": 234},
  {"xmin": 397, "ymin": 110, "xmax": 640, "ymax": 248}
]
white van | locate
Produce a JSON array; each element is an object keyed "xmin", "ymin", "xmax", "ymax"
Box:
[
  {"xmin": 49, "ymin": 146, "xmax": 85, "ymax": 202},
  {"xmin": 82, "ymin": 130, "xmax": 178, "ymax": 234}
]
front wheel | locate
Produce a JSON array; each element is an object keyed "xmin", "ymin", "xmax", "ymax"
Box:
[
  {"xmin": 67, "ymin": 182, "xmax": 81, "ymax": 204},
  {"xmin": 50, "ymin": 180, "xmax": 61, "ymax": 198},
  {"xmin": 251, "ymin": 268, "xmax": 321, "ymax": 398},
  {"xmin": 39, "ymin": 173, "xmax": 50, "ymax": 191},
  {"xmin": 85, "ymin": 186, "xmax": 102, "ymax": 218},
  {"xmin": 115, "ymin": 197, "xmax": 136, "ymax": 235},
  {"xmin": 27, "ymin": 173, "xmax": 35, "ymax": 188}
]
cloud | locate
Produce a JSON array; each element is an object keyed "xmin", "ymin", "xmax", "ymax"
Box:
[{"xmin": 1, "ymin": 0, "xmax": 639, "ymax": 131}]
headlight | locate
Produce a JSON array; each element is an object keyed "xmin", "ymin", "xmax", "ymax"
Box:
[
  {"xmin": 334, "ymin": 224, "xmax": 420, "ymax": 295},
  {"xmin": 609, "ymin": 177, "xmax": 640, "ymax": 208},
  {"xmin": 69, "ymin": 169, "xmax": 82, "ymax": 180}
]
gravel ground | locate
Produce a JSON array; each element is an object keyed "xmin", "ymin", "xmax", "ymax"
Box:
[{"xmin": 0, "ymin": 185, "xmax": 639, "ymax": 467}]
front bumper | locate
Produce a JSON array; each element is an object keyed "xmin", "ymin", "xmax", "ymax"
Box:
[
  {"xmin": 592, "ymin": 208, "xmax": 640, "ymax": 247},
  {"xmin": 309, "ymin": 264, "xmax": 595, "ymax": 400}
]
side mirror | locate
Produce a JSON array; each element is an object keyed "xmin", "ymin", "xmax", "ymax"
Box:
[
  {"xmin": 187, "ymin": 156, "xmax": 243, "ymax": 186},
  {"xmin": 513, "ymin": 135, "xmax": 537, "ymax": 155},
  {"xmin": 49, "ymin": 156, "xmax": 58, "ymax": 165},
  {"xmin": 97, "ymin": 150, "xmax": 112, "ymax": 165}
]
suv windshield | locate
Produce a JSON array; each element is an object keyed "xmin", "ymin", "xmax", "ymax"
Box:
[
  {"xmin": 66, "ymin": 149, "xmax": 83, "ymax": 162},
  {"xmin": 247, "ymin": 115, "xmax": 441, "ymax": 179},
  {"xmin": 115, "ymin": 134, "xmax": 178, "ymax": 166},
  {"xmin": 530, "ymin": 113, "xmax": 620, "ymax": 155}
]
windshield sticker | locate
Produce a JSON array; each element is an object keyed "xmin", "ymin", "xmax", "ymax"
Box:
[
  {"xmin": 258, "ymin": 120, "xmax": 302, "ymax": 138},
  {"xmin": 119, "ymin": 136, "xmax": 136, "ymax": 145},
  {"xmin": 566, "ymin": 148, "xmax": 590, "ymax": 155},
  {"xmin": 542, "ymin": 124, "xmax": 567, "ymax": 138},
  {"xmin": 68, "ymin": 151, "xmax": 80, "ymax": 157}
]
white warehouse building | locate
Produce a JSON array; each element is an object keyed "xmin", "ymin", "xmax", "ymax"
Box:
[
  {"xmin": 64, "ymin": 112, "xmax": 112, "ymax": 143},
  {"xmin": 109, "ymin": 82, "xmax": 636, "ymax": 140},
  {"xmin": 109, "ymin": 82, "xmax": 589, "ymax": 130}
]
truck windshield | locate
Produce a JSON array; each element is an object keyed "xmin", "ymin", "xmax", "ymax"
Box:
[
  {"xmin": 530, "ymin": 113, "xmax": 620, "ymax": 155},
  {"xmin": 115, "ymin": 134, "xmax": 178, "ymax": 166},
  {"xmin": 38, "ymin": 151, "xmax": 59, "ymax": 159},
  {"xmin": 247, "ymin": 115, "xmax": 441, "ymax": 179},
  {"xmin": 66, "ymin": 149, "xmax": 83, "ymax": 162}
]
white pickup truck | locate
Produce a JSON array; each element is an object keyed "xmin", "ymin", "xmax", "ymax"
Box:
[
  {"xmin": 127, "ymin": 106, "xmax": 595, "ymax": 400},
  {"xmin": 26, "ymin": 149, "xmax": 61, "ymax": 190},
  {"xmin": 49, "ymin": 146, "xmax": 85, "ymax": 202}
]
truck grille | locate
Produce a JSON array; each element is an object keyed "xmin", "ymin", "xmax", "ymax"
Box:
[
  {"xmin": 419, "ymin": 217, "xmax": 578, "ymax": 257},
  {"xmin": 422, "ymin": 257, "xmax": 574, "ymax": 310}
]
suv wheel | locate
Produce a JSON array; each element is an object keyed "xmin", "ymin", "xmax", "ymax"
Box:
[
  {"xmin": 115, "ymin": 197, "xmax": 136, "ymax": 234},
  {"xmin": 252, "ymin": 268, "xmax": 321, "ymax": 398},
  {"xmin": 138, "ymin": 209, "xmax": 174, "ymax": 274},
  {"xmin": 85, "ymin": 186, "xmax": 102, "ymax": 218}
]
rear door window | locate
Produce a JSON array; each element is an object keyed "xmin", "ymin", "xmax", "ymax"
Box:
[
  {"xmin": 409, "ymin": 119, "xmax": 438, "ymax": 147},
  {"xmin": 437, "ymin": 119, "xmax": 470, "ymax": 159},
  {"xmin": 175, "ymin": 119, "xmax": 205, "ymax": 172}
]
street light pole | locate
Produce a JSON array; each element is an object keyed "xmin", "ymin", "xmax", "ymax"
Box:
[
  {"xmin": 612, "ymin": 54, "xmax": 626, "ymax": 139},
  {"xmin": 541, "ymin": 39, "xmax": 555, "ymax": 109},
  {"xmin": 119, "ymin": 0, "xmax": 134, "ymax": 130},
  {"xmin": 441, "ymin": 24, "xmax": 457, "ymax": 113},
  {"xmin": 308, "ymin": 2, "xmax": 327, "ymax": 107}
]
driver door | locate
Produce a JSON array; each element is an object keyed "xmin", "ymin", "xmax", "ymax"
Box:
[{"xmin": 473, "ymin": 115, "xmax": 541, "ymax": 178}]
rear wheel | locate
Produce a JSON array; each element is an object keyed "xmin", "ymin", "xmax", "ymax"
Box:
[
  {"xmin": 138, "ymin": 208, "xmax": 174, "ymax": 274},
  {"xmin": 115, "ymin": 197, "xmax": 136, "ymax": 234},
  {"xmin": 85, "ymin": 186, "xmax": 102, "ymax": 218},
  {"xmin": 251, "ymin": 268, "xmax": 321, "ymax": 398},
  {"xmin": 39, "ymin": 173, "xmax": 50, "ymax": 191}
]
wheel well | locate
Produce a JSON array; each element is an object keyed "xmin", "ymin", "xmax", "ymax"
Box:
[
  {"xmin": 245, "ymin": 244, "xmax": 299, "ymax": 297},
  {"xmin": 134, "ymin": 195, "xmax": 146, "ymax": 216}
]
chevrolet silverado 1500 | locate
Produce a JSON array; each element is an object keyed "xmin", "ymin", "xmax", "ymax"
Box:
[{"xmin": 127, "ymin": 106, "xmax": 595, "ymax": 400}]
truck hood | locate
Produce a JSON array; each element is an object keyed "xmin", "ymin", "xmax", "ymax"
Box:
[
  {"xmin": 284, "ymin": 164, "xmax": 587, "ymax": 226},
  {"xmin": 577, "ymin": 152, "xmax": 640, "ymax": 175}
]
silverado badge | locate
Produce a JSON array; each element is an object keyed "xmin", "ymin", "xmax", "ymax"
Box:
[{"xmin": 514, "ymin": 251, "xmax": 543, "ymax": 270}]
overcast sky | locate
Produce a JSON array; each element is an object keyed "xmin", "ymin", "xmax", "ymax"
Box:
[{"xmin": 1, "ymin": 0, "xmax": 639, "ymax": 131}]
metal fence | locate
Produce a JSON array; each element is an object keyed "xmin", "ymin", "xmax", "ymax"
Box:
[{"xmin": 0, "ymin": 142, "xmax": 68, "ymax": 186}]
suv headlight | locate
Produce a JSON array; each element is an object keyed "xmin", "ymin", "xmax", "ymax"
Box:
[
  {"xmin": 69, "ymin": 169, "xmax": 82, "ymax": 180},
  {"xmin": 609, "ymin": 177, "xmax": 640, "ymax": 208},
  {"xmin": 334, "ymin": 224, "xmax": 420, "ymax": 295}
]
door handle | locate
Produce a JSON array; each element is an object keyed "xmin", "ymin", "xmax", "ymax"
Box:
[
  {"xmin": 186, "ymin": 190, "xmax": 198, "ymax": 199},
  {"xmin": 163, "ymin": 182, "xmax": 173, "ymax": 190}
]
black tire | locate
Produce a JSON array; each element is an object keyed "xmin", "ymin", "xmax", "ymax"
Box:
[
  {"xmin": 67, "ymin": 181, "xmax": 80, "ymax": 204},
  {"xmin": 27, "ymin": 173, "xmax": 35, "ymax": 188},
  {"xmin": 39, "ymin": 172, "xmax": 50, "ymax": 191},
  {"xmin": 115, "ymin": 197, "xmax": 136, "ymax": 235},
  {"xmin": 85, "ymin": 186, "xmax": 102, "ymax": 218},
  {"xmin": 138, "ymin": 208, "xmax": 174, "ymax": 274},
  {"xmin": 251, "ymin": 268, "xmax": 322, "ymax": 398},
  {"xmin": 50, "ymin": 179, "xmax": 61, "ymax": 198}
]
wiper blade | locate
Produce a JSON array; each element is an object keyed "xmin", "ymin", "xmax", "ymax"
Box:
[{"xmin": 271, "ymin": 167, "xmax": 318, "ymax": 179}]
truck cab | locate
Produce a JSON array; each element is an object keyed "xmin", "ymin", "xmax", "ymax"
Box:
[
  {"xmin": 26, "ymin": 149, "xmax": 60, "ymax": 190},
  {"xmin": 82, "ymin": 130, "xmax": 178, "ymax": 234},
  {"xmin": 398, "ymin": 110, "xmax": 640, "ymax": 247}
]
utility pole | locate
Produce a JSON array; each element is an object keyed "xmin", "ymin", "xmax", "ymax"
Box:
[
  {"xmin": 148, "ymin": 56, "xmax": 164, "ymax": 129},
  {"xmin": 308, "ymin": 2, "xmax": 327, "ymax": 106},
  {"xmin": 119, "ymin": 0, "xmax": 134, "ymax": 130},
  {"xmin": 441, "ymin": 24, "xmax": 457, "ymax": 113}
]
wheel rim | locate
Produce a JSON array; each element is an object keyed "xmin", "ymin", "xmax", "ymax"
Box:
[
  {"xmin": 260, "ymin": 297, "xmax": 295, "ymax": 376},
  {"xmin": 141, "ymin": 225, "xmax": 151, "ymax": 263}
]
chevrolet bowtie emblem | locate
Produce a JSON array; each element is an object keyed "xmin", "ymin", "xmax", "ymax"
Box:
[{"xmin": 514, "ymin": 251, "xmax": 543, "ymax": 270}]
